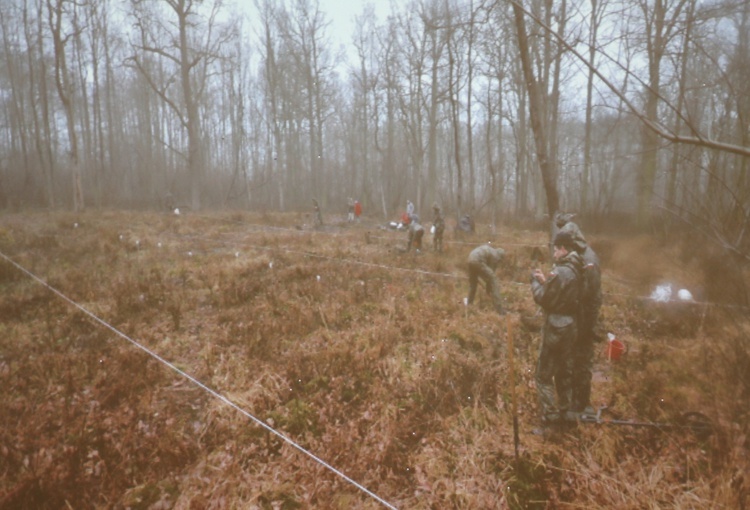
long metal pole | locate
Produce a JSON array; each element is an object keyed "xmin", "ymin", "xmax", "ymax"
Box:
[{"xmin": 506, "ymin": 314, "xmax": 520, "ymax": 460}]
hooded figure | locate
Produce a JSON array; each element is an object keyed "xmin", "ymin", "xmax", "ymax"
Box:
[
  {"xmin": 556, "ymin": 214, "xmax": 602, "ymax": 418},
  {"xmin": 555, "ymin": 212, "xmax": 587, "ymax": 254}
]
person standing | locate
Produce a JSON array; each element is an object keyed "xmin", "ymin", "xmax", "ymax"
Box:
[
  {"xmin": 558, "ymin": 218, "xmax": 602, "ymax": 419},
  {"xmin": 354, "ymin": 200, "xmax": 362, "ymax": 221},
  {"xmin": 432, "ymin": 203, "xmax": 445, "ymax": 252},
  {"xmin": 530, "ymin": 231, "xmax": 582, "ymax": 428},
  {"xmin": 466, "ymin": 244, "xmax": 506, "ymax": 314},
  {"xmin": 406, "ymin": 199, "xmax": 415, "ymax": 217},
  {"xmin": 347, "ymin": 198, "xmax": 355, "ymax": 222},
  {"xmin": 312, "ymin": 198, "xmax": 323, "ymax": 227}
]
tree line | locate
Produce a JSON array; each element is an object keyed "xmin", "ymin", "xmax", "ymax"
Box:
[{"xmin": 0, "ymin": 0, "xmax": 748, "ymax": 243}]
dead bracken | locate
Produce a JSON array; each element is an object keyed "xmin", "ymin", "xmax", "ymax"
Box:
[{"xmin": 0, "ymin": 210, "xmax": 747, "ymax": 509}]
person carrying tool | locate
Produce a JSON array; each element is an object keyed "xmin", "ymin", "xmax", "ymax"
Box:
[
  {"xmin": 406, "ymin": 215, "xmax": 425, "ymax": 252},
  {"xmin": 557, "ymin": 213, "xmax": 602, "ymax": 420},
  {"xmin": 530, "ymin": 230, "xmax": 582, "ymax": 430},
  {"xmin": 432, "ymin": 203, "xmax": 445, "ymax": 252},
  {"xmin": 466, "ymin": 244, "xmax": 506, "ymax": 314}
]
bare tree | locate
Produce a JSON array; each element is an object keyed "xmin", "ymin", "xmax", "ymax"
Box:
[
  {"xmin": 581, "ymin": 0, "xmax": 608, "ymax": 215},
  {"xmin": 47, "ymin": 0, "xmax": 85, "ymax": 211},
  {"xmin": 510, "ymin": 0, "xmax": 559, "ymax": 223},
  {"xmin": 352, "ymin": 6, "xmax": 380, "ymax": 209},
  {"xmin": 374, "ymin": 16, "xmax": 401, "ymax": 218},
  {"xmin": 256, "ymin": 0, "xmax": 286, "ymax": 210},
  {"xmin": 127, "ymin": 0, "xmax": 233, "ymax": 210},
  {"xmin": 276, "ymin": 0, "xmax": 334, "ymax": 204}
]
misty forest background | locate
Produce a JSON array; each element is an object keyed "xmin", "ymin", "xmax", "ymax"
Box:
[{"xmin": 1, "ymin": 0, "xmax": 749, "ymax": 243}]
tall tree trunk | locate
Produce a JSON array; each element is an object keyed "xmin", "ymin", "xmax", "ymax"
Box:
[
  {"xmin": 447, "ymin": 25, "xmax": 463, "ymax": 216},
  {"xmin": 48, "ymin": 0, "xmax": 84, "ymax": 211},
  {"xmin": 511, "ymin": 2, "xmax": 559, "ymax": 221},
  {"xmin": 667, "ymin": 0, "xmax": 695, "ymax": 218},
  {"xmin": 582, "ymin": 0, "xmax": 601, "ymax": 215}
]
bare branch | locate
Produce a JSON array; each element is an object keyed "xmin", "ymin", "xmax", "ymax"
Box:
[{"xmin": 509, "ymin": 0, "xmax": 750, "ymax": 159}]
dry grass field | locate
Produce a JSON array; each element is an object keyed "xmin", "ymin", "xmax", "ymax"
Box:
[{"xmin": 0, "ymin": 209, "xmax": 748, "ymax": 509}]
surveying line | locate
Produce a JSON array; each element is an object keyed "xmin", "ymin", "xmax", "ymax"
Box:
[
  {"xmin": 0, "ymin": 250, "xmax": 399, "ymax": 510},
  {"xmin": 220, "ymin": 217, "xmax": 542, "ymax": 248},
  {"xmin": 172, "ymin": 229, "xmax": 750, "ymax": 311},
  {"xmin": 134, "ymin": 224, "xmax": 750, "ymax": 314},
  {"xmin": 167, "ymin": 228, "xmax": 465, "ymax": 281},
  {"xmin": 603, "ymin": 289, "xmax": 750, "ymax": 312},
  {"xmin": 241, "ymin": 242, "xmax": 465, "ymax": 280}
]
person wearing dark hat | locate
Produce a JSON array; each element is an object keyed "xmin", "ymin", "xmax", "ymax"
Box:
[
  {"xmin": 432, "ymin": 203, "xmax": 445, "ymax": 252},
  {"xmin": 530, "ymin": 230, "xmax": 583, "ymax": 430},
  {"xmin": 466, "ymin": 244, "xmax": 506, "ymax": 314}
]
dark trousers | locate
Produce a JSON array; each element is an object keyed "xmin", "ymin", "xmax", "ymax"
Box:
[{"xmin": 536, "ymin": 321, "xmax": 575, "ymax": 421}]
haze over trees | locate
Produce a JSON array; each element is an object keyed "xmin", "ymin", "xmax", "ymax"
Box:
[{"xmin": 1, "ymin": 0, "xmax": 748, "ymax": 239}]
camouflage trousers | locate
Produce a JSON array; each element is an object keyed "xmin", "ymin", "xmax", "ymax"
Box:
[
  {"xmin": 535, "ymin": 321, "xmax": 576, "ymax": 421},
  {"xmin": 571, "ymin": 322, "xmax": 597, "ymax": 412},
  {"xmin": 467, "ymin": 262, "xmax": 503, "ymax": 313}
]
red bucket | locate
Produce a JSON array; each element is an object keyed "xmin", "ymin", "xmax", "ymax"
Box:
[{"xmin": 605, "ymin": 338, "xmax": 626, "ymax": 361}]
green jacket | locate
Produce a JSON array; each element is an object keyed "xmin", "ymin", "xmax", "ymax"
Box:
[
  {"xmin": 531, "ymin": 251, "xmax": 582, "ymax": 327},
  {"xmin": 579, "ymin": 245, "xmax": 602, "ymax": 330},
  {"xmin": 468, "ymin": 245, "xmax": 505, "ymax": 268}
]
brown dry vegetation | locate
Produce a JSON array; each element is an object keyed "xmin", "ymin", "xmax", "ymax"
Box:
[{"xmin": 0, "ymin": 210, "xmax": 748, "ymax": 509}]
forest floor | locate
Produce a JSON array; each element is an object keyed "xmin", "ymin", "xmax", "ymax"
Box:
[{"xmin": 0, "ymin": 209, "xmax": 748, "ymax": 509}]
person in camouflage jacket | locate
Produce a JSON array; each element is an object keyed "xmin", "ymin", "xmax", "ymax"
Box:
[
  {"xmin": 531, "ymin": 230, "xmax": 583, "ymax": 424},
  {"xmin": 558, "ymin": 217, "xmax": 602, "ymax": 417},
  {"xmin": 467, "ymin": 244, "xmax": 506, "ymax": 314},
  {"xmin": 432, "ymin": 204, "xmax": 445, "ymax": 252}
]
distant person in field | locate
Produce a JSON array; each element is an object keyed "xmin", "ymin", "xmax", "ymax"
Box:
[
  {"xmin": 347, "ymin": 197, "xmax": 355, "ymax": 222},
  {"xmin": 406, "ymin": 215, "xmax": 425, "ymax": 252},
  {"xmin": 466, "ymin": 244, "xmax": 506, "ymax": 314},
  {"xmin": 406, "ymin": 199, "xmax": 415, "ymax": 217},
  {"xmin": 555, "ymin": 212, "xmax": 602, "ymax": 419},
  {"xmin": 432, "ymin": 203, "xmax": 445, "ymax": 252},
  {"xmin": 457, "ymin": 213, "xmax": 475, "ymax": 234},
  {"xmin": 312, "ymin": 198, "xmax": 323, "ymax": 227},
  {"xmin": 530, "ymin": 230, "xmax": 582, "ymax": 428},
  {"xmin": 354, "ymin": 200, "xmax": 362, "ymax": 221},
  {"xmin": 401, "ymin": 211, "xmax": 411, "ymax": 227}
]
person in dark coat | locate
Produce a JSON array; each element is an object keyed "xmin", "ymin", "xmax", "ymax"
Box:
[
  {"xmin": 531, "ymin": 230, "xmax": 582, "ymax": 427},
  {"xmin": 558, "ymin": 216, "xmax": 602, "ymax": 419}
]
